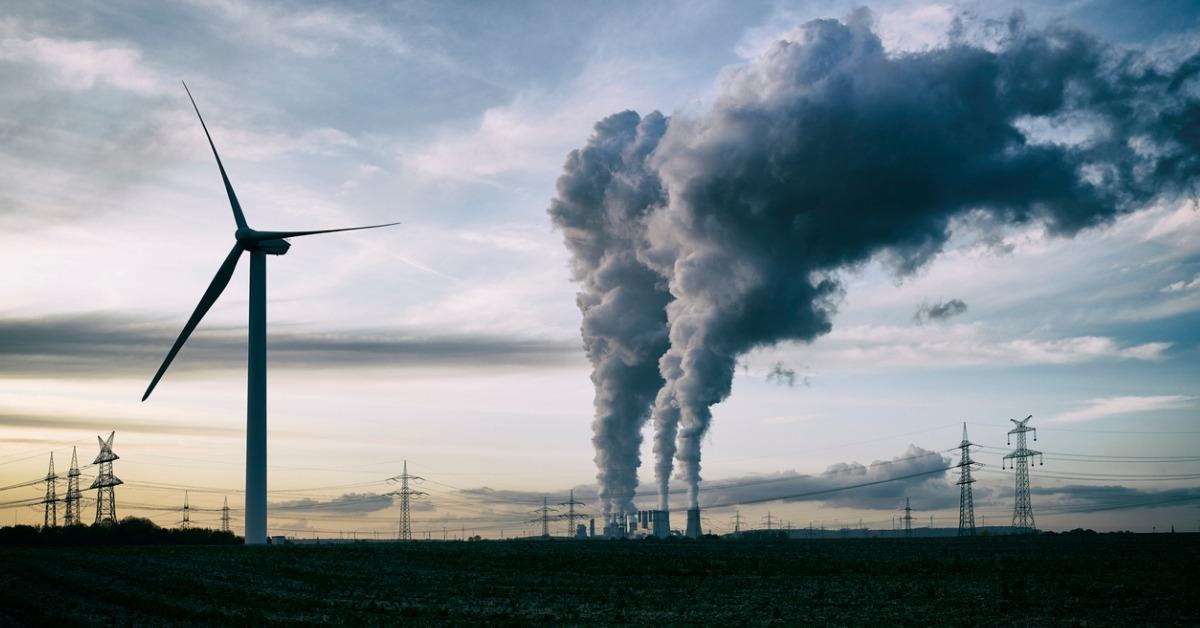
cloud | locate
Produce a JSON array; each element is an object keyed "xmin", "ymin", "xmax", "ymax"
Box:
[
  {"xmin": 0, "ymin": 19, "xmax": 165, "ymax": 95},
  {"xmin": 0, "ymin": 409, "xmax": 239, "ymax": 437},
  {"xmin": 273, "ymin": 492, "xmax": 395, "ymax": 514},
  {"xmin": 809, "ymin": 324, "xmax": 1171, "ymax": 370},
  {"xmin": 1032, "ymin": 484, "xmax": 1200, "ymax": 513},
  {"xmin": 1162, "ymin": 273, "xmax": 1200, "ymax": 292},
  {"xmin": 694, "ymin": 445, "xmax": 956, "ymax": 511},
  {"xmin": 913, "ymin": 298, "xmax": 968, "ymax": 324},
  {"xmin": 194, "ymin": 0, "xmax": 406, "ymax": 57},
  {"xmin": 0, "ymin": 314, "xmax": 580, "ymax": 377},
  {"xmin": 454, "ymin": 485, "xmax": 598, "ymax": 508},
  {"xmin": 1051, "ymin": 395, "xmax": 1195, "ymax": 423}
]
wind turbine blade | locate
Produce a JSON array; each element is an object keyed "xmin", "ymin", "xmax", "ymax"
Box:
[
  {"xmin": 182, "ymin": 81, "xmax": 249, "ymax": 230},
  {"xmin": 142, "ymin": 243, "xmax": 244, "ymax": 401},
  {"xmin": 247, "ymin": 222, "xmax": 401, "ymax": 240}
]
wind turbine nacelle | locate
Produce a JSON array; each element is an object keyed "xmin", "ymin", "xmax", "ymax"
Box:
[{"xmin": 251, "ymin": 239, "xmax": 291, "ymax": 255}]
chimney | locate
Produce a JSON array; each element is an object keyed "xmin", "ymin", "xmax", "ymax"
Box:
[
  {"xmin": 685, "ymin": 507, "xmax": 701, "ymax": 539},
  {"xmin": 589, "ymin": 518, "xmax": 596, "ymax": 538}
]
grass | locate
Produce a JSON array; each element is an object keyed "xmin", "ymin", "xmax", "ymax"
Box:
[{"xmin": 1, "ymin": 534, "xmax": 1197, "ymax": 625}]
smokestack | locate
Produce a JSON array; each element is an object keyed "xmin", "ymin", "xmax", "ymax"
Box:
[
  {"xmin": 653, "ymin": 510, "xmax": 670, "ymax": 539},
  {"xmin": 686, "ymin": 508, "xmax": 701, "ymax": 539},
  {"xmin": 589, "ymin": 518, "xmax": 595, "ymax": 538}
]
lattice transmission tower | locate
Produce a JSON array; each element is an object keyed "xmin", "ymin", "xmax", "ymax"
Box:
[
  {"xmin": 903, "ymin": 497, "xmax": 913, "ymax": 537},
  {"xmin": 43, "ymin": 453, "xmax": 57, "ymax": 528},
  {"xmin": 387, "ymin": 460, "xmax": 426, "ymax": 541},
  {"xmin": 557, "ymin": 490, "xmax": 587, "ymax": 538},
  {"xmin": 221, "ymin": 496, "xmax": 231, "ymax": 533},
  {"xmin": 90, "ymin": 431, "xmax": 122, "ymax": 525},
  {"xmin": 64, "ymin": 447, "xmax": 82, "ymax": 526},
  {"xmin": 1003, "ymin": 415, "xmax": 1043, "ymax": 532},
  {"xmin": 530, "ymin": 496, "xmax": 557, "ymax": 538},
  {"xmin": 181, "ymin": 491, "xmax": 191, "ymax": 529},
  {"xmin": 955, "ymin": 423, "xmax": 979, "ymax": 536}
]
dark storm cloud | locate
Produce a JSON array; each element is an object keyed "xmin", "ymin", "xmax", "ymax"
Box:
[
  {"xmin": 0, "ymin": 409, "xmax": 239, "ymax": 437},
  {"xmin": 0, "ymin": 314, "xmax": 579, "ymax": 377},
  {"xmin": 273, "ymin": 492, "xmax": 394, "ymax": 514},
  {"xmin": 913, "ymin": 299, "xmax": 969, "ymax": 324},
  {"xmin": 551, "ymin": 10, "xmax": 1200, "ymax": 510},
  {"xmin": 547, "ymin": 110, "xmax": 672, "ymax": 519}
]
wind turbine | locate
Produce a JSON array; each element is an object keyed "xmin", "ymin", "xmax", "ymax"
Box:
[{"xmin": 142, "ymin": 83, "xmax": 398, "ymax": 544}]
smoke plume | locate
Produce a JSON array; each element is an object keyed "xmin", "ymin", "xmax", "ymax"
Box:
[
  {"xmin": 548, "ymin": 111, "xmax": 672, "ymax": 520},
  {"xmin": 552, "ymin": 11, "xmax": 1199, "ymax": 511}
]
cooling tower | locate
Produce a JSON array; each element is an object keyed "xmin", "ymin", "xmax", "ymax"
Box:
[
  {"xmin": 652, "ymin": 510, "xmax": 670, "ymax": 539},
  {"xmin": 685, "ymin": 507, "xmax": 701, "ymax": 539}
]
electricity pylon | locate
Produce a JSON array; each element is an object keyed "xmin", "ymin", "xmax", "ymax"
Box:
[
  {"xmin": 530, "ymin": 496, "xmax": 557, "ymax": 538},
  {"xmin": 221, "ymin": 496, "xmax": 231, "ymax": 533},
  {"xmin": 42, "ymin": 453, "xmax": 57, "ymax": 528},
  {"xmin": 181, "ymin": 491, "xmax": 191, "ymax": 529},
  {"xmin": 763, "ymin": 511, "xmax": 774, "ymax": 531},
  {"xmin": 64, "ymin": 447, "xmax": 82, "ymax": 526},
  {"xmin": 557, "ymin": 490, "xmax": 587, "ymax": 538},
  {"xmin": 732, "ymin": 510, "xmax": 743, "ymax": 535},
  {"xmin": 387, "ymin": 460, "xmax": 426, "ymax": 541},
  {"xmin": 956, "ymin": 423, "xmax": 978, "ymax": 536},
  {"xmin": 90, "ymin": 431, "xmax": 122, "ymax": 525},
  {"xmin": 903, "ymin": 497, "xmax": 913, "ymax": 537},
  {"xmin": 1003, "ymin": 415, "xmax": 1043, "ymax": 532}
]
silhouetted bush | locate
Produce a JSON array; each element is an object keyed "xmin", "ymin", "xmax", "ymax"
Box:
[{"xmin": 0, "ymin": 517, "xmax": 241, "ymax": 546}]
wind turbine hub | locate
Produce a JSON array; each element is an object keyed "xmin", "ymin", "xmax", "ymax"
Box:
[
  {"xmin": 250, "ymin": 238, "xmax": 291, "ymax": 255},
  {"xmin": 235, "ymin": 228, "xmax": 291, "ymax": 255}
]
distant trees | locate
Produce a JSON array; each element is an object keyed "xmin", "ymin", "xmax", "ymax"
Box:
[{"xmin": 0, "ymin": 517, "xmax": 241, "ymax": 546}]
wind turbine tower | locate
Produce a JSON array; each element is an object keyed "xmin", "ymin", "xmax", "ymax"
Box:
[
  {"xmin": 64, "ymin": 447, "xmax": 82, "ymax": 526},
  {"xmin": 42, "ymin": 453, "xmax": 57, "ymax": 528},
  {"xmin": 1003, "ymin": 415, "xmax": 1043, "ymax": 532},
  {"xmin": 90, "ymin": 431, "xmax": 122, "ymax": 525},
  {"xmin": 387, "ymin": 461, "xmax": 426, "ymax": 541},
  {"xmin": 141, "ymin": 84, "xmax": 399, "ymax": 544}
]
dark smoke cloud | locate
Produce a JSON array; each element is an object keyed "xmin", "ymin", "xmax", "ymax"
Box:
[
  {"xmin": 914, "ymin": 298, "xmax": 969, "ymax": 324},
  {"xmin": 551, "ymin": 9, "xmax": 1199, "ymax": 510},
  {"xmin": 766, "ymin": 362, "xmax": 798, "ymax": 387},
  {"xmin": 547, "ymin": 111, "xmax": 672, "ymax": 520}
]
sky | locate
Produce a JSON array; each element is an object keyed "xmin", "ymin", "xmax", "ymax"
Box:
[{"xmin": 0, "ymin": 0, "xmax": 1197, "ymax": 537}]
